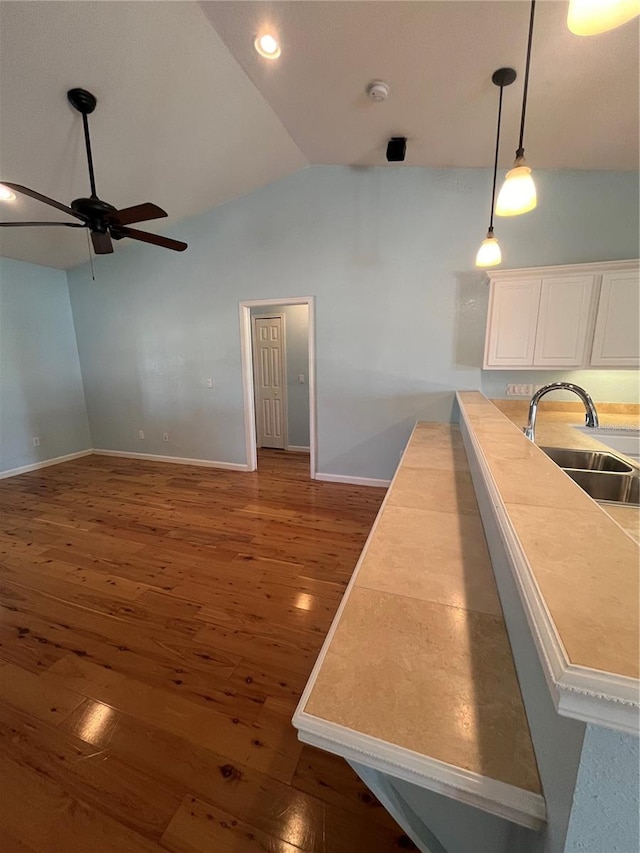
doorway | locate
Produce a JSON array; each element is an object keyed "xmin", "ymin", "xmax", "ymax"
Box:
[{"xmin": 239, "ymin": 297, "xmax": 317, "ymax": 477}]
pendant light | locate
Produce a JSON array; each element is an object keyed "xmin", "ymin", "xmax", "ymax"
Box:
[
  {"xmin": 496, "ymin": 0, "xmax": 537, "ymax": 217},
  {"xmin": 567, "ymin": 0, "xmax": 640, "ymax": 35},
  {"xmin": 475, "ymin": 68, "xmax": 516, "ymax": 268}
]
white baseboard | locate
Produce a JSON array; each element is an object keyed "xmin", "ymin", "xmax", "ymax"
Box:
[
  {"xmin": 93, "ymin": 449, "xmax": 249, "ymax": 472},
  {"xmin": 315, "ymin": 472, "xmax": 390, "ymax": 488},
  {"xmin": 0, "ymin": 449, "xmax": 93, "ymax": 480},
  {"xmin": 286, "ymin": 445, "xmax": 311, "ymax": 453}
]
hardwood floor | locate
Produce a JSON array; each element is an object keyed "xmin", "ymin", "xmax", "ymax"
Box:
[{"xmin": 0, "ymin": 450, "xmax": 416, "ymax": 852}]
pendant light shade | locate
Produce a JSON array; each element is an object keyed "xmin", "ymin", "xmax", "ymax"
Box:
[
  {"xmin": 475, "ymin": 67, "xmax": 516, "ymax": 269},
  {"xmin": 496, "ymin": 0, "xmax": 537, "ymax": 218},
  {"xmin": 495, "ymin": 157, "xmax": 537, "ymax": 216},
  {"xmin": 476, "ymin": 230, "xmax": 502, "ymax": 267},
  {"xmin": 567, "ymin": 0, "xmax": 640, "ymax": 35}
]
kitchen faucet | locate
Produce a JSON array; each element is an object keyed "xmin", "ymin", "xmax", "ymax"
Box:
[{"xmin": 523, "ymin": 382, "xmax": 599, "ymax": 442}]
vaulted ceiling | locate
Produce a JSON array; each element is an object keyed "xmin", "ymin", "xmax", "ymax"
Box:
[{"xmin": 0, "ymin": 1, "xmax": 638, "ymax": 270}]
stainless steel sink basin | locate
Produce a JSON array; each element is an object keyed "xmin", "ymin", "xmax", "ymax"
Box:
[
  {"xmin": 541, "ymin": 447, "xmax": 632, "ymax": 473},
  {"xmin": 564, "ymin": 470, "xmax": 640, "ymax": 505}
]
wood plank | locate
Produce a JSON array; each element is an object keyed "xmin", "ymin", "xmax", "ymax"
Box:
[
  {"xmin": 62, "ymin": 699, "xmax": 326, "ymax": 850},
  {"xmin": 0, "ymin": 662, "xmax": 84, "ymax": 724},
  {"xmin": 193, "ymin": 621, "xmax": 322, "ymax": 678},
  {"xmin": 0, "ymin": 754, "xmax": 162, "ymax": 852},
  {"xmin": 0, "ymin": 700, "xmax": 181, "ymax": 839},
  {"xmin": 161, "ymin": 794, "xmax": 301, "ymax": 852},
  {"xmin": 292, "ymin": 744, "xmax": 399, "ymax": 829},
  {"xmin": 44, "ymin": 656, "xmax": 302, "ymax": 783}
]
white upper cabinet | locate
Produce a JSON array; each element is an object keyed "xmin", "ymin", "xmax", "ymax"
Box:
[
  {"xmin": 483, "ymin": 260, "xmax": 639, "ymax": 370},
  {"xmin": 590, "ymin": 271, "xmax": 640, "ymax": 367},
  {"xmin": 485, "ymin": 279, "xmax": 541, "ymax": 367},
  {"xmin": 533, "ymin": 275, "xmax": 596, "ymax": 367}
]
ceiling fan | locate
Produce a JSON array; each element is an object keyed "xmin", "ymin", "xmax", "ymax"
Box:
[{"xmin": 0, "ymin": 88, "xmax": 187, "ymax": 255}]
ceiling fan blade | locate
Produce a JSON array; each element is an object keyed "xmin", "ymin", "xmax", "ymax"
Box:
[
  {"xmin": 91, "ymin": 231, "xmax": 113, "ymax": 254},
  {"xmin": 2, "ymin": 183, "xmax": 88, "ymax": 222},
  {"xmin": 118, "ymin": 227, "xmax": 187, "ymax": 253},
  {"xmin": 0, "ymin": 221, "xmax": 86, "ymax": 227},
  {"xmin": 108, "ymin": 202, "xmax": 168, "ymax": 227}
]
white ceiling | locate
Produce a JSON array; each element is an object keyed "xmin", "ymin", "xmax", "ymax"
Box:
[{"xmin": 0, "ymin": 1, "xmax": 638, "ymax": 270}]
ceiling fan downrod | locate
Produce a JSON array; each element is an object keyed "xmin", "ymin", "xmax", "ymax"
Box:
[{"xmin": 67, "ymin": 88, "xmax": 98, "ymax": 198}]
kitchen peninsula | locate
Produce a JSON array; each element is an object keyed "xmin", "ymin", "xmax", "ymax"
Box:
[{"xmin": 293, "ymin": 393, "xmax": 639, "ymax": 853}]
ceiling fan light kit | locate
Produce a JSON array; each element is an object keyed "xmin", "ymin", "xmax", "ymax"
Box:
[
  {"xmin": 0, "ymin": 87, "xmax": 188, "ymax": 257},
  {"xmin": 475, "ymin": 67, "xmax": 516, "ymax": 268},
  {"xmin": 567, "ymin": 0, "xmax": 640, "ymax": 35}
]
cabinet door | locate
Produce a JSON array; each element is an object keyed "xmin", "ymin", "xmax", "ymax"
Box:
[
  {"xmin": 590, "ymin": 271, "xmax": 640, "ymax": 367},
  {"xmin": 484, "ymin": 279, "xmax": 541, "ymax": 368},
  {"xmin": 533, "ymin": 275, "xmax": 596, "ymax": 367}
]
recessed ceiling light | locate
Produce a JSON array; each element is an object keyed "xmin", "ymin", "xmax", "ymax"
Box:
[
  {"xmin": 254, "ymin": 33, "xmax": 281, "ymax": 59},
  {"xmin": 0, "ymin": 184, "xmax": 16, "ymax": 201}
]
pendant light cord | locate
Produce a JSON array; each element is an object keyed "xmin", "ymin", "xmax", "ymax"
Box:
[
  {"xmin": 517, "ymin": 0, "xmax": 536, "ymax": 158},
  {"xmin": 489, "ymin": 83, "xmax": 504, "ymax": 232}
]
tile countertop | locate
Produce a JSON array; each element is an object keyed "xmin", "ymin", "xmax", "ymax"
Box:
[
  {"xmin": 458, "ymin": 392, "xmax": 639, "ymax": 733},
  {"xmin": 293, "ymin": 422, "xmax": 546, "ymax": 831},
  {"xmin": 490, "ymin": 400, "xmax": 640, "ymax": 544}
]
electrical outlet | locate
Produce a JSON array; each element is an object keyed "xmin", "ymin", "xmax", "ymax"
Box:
[
  {"xmin": 506, "ymin": 383, "xmax": 534, "ymax": 397},
  {"xmin": 32, "ymin": 436, "xmax": 40, "ymax": 447},
  {"xmin": 206, "ymin": 378, "xmax": 213, "ymax": 389},
  {"xmin": 162, "ymin": 432, "xmax": 170, "ymax": 442},
  {"xmin": 138, "ymin": 429, "xmax": 145, "ymax": 440},
  {"xmin": 298, "ymin": 374, "xmax": 305, "ymax": 384}
]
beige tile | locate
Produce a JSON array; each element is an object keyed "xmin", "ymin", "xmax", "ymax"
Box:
[
  {"xmin": 357, "ymin": 505, "xmax": 502, "ymax": 617},
  {"xmin": 413, "ymin": 423, "xmax": 464, "ymax": 442},
  {"xmin": 507, "ymin": 504, "xmax": 639, "ymax": 679},
  {"xmin": 489, "ymin": 454, "xmax": 603, "ymax": 513},
  {"xmin": 601, "ymin": 503, "xmax": 640, "ymax": 544},
  {"xmin": 388, "ymin": 467, "xmax": 479, "ymax": 516},
  {"xmin": 304, "ymin": 587, "xmax": 541, "ymax": 794},
  {"xmin": 401, "ymin": 441, "xmax": 470, "ymax": 472}
]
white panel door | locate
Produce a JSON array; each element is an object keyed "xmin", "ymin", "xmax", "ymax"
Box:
[
  {"xmin": 590, "ymin": 271, "xmax": 640, "ymax": 367},
  {"xmin": 253, "ymin": 316, "xmax": 286, "ymax": 449},
  {"xmin": 533, "ymin": 275, "xmax": 596, "ymax": 367},
  {"xmin": 484, "ymin": 279, "xmax": 542, "ymax": 368}
]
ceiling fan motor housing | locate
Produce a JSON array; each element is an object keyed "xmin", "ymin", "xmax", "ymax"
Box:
[{"xmin": 70, "ymin": 196, "xmax": 117, "ymax": 232}]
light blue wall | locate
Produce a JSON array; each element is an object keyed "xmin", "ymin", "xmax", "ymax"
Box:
[
  {"xmin": 0, "ymin": 257, "xmax": 91, "ymax": 473},
  {"xmin": 565, "ymin": 725, "xmax": 639, "ymax": 853},
  {"xmin": 67, "ymin": 166, "xmax": 639, "ymax": 480},
  {"xmin": 251, "ymin": 304, "xmax": 310, "ymax": 448}
]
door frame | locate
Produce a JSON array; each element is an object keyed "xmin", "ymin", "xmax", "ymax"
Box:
[
  {"xmin": 239, "ymin": 297, "xmax": 317, "ymax": 478},
  {"xmin": 251, "ymin": 312, "xmax": 288, "ymax": 451}
]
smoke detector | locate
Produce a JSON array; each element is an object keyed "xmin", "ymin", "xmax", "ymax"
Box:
[{"xmin": 366, "ymin": 80, "xmax": 390, "ymax": 102}]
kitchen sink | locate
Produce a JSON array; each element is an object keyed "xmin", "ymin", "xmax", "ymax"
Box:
[
  {"xmin": 564, "ymin": 470, "xmax": 640, "ymax": 505},
  {"xmin": 540, "ymin": 447, "xmax": 632, "ymax": 473}
]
